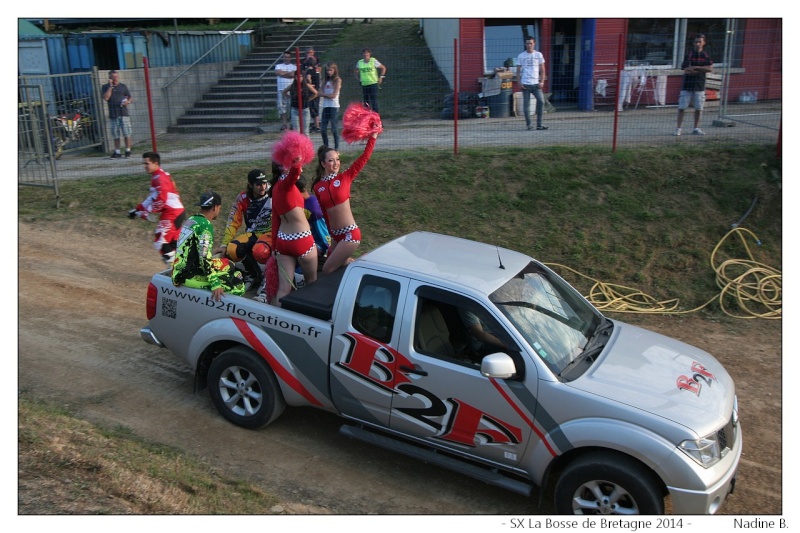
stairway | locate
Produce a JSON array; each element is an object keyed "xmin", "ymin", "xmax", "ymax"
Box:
[{"xmin": 168, "ymin": 21, "xmax": 346, "ymax": 134}]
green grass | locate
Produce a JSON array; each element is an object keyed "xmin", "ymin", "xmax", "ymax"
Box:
[
  {"xmin": 18, "ymin": 395, "xmax": 281, "ymax": 514},
  {"xmin": 19, "ymin": 144, "xmax": 782, "ymax": 316}
]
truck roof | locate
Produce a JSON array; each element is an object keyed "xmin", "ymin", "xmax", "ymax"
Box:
[{"xmin": 356, "ymin": 231, "xmax": 533, "ymax": 296}]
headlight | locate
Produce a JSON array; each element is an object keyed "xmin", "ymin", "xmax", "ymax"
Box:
[{"xmin": 679, "ymin": 434, "xmax": 722, "ymax": 468}]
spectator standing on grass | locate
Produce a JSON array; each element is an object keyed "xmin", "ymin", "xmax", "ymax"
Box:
[
  {"xmin": 674, "ymin": 34, "xmax": 713, "ymax": 136},
  {"xmin": 276, "ymin": 51, "xmax": 297, "ymax": 131},
  {"xmin": 516, "ymin": 37, "xmax": 548, "ymax": 131},
  {"xmin": 172, "ymin": 191, "xmax": 245, "ymax": 302},
  {"xmin": 355, "ymin": 48, "xmax": 386, "ymax": 112},
  {"xmin": 128, "ymin": 152, "xmax": 186, "ymax": 266},
  {"xmin": 102, "ymin": 70, "xmax": 134, "ymax": 158},
  {"xmin": 319, "ymin": 62, "xmax": 342, "ymax": 150}
]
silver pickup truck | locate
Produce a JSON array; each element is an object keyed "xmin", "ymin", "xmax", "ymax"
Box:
[{"xmin": 141, "ymin": 231, "xmax": 740, "ymax": 514}]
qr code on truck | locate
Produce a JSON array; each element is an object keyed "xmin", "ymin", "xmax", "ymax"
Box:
[{"xmin": 162, "ymin": 298, "xmax": 177, "ymax": 319}]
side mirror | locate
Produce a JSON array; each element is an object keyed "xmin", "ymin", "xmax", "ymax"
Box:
[{"xmin": 480, "ymin": 352, "xmax": 517, "ymax": 379}]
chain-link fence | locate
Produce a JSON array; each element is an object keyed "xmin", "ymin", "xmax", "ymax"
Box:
[{"xmin": 18, "ymin": 26, "xmax": 781, "ymax": 186}]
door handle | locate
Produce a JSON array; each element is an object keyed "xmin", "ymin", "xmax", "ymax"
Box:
[{"xmin": 400, "ymin": 365, "xmax": 428, "ymax": 376}]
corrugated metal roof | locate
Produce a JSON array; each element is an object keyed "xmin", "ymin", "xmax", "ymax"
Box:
[{"xmin": 19, "ymin": 19, "xmax": 47, "ymax": 37}]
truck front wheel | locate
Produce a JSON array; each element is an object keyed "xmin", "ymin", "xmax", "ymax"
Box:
[
  {"xmin": 208, "ymin": 347, "xmax": 286, "ymax": 429},
  {"xmin": 554, "ymin": 452, "xmax": 664, "ymax": 515}
]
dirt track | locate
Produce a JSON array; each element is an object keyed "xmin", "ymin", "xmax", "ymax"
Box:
[{"xmin": 17, "ymin": 220, "xmax": 782, "ymax": 517}]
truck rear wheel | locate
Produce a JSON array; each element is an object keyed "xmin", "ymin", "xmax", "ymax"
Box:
[
  {"xmin": 554, "ymin": 451, "xmax": 664, "ymax": 515},
  {"xmin": 208, "ymin": 347, "xmax": 286, "ymax": 429}
]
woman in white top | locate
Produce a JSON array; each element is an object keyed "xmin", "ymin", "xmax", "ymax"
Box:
[{"xmin": 319, "ymin": 62, "xmax": 342, "ymax": 150}]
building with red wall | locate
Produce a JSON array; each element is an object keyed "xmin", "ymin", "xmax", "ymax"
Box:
[{"xmin": 423, "ymin": 18, "xmax": 781, "ymax": 111}]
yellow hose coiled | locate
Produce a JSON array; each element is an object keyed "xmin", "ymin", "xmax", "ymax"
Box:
[{"xmin": 545, "ymin": 227, "xmax": 781, "ymax": 319}]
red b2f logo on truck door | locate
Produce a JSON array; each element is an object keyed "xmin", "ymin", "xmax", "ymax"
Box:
[{"xmin": 337, "ymin": 332, "xmax": 522, "ymax": 447}]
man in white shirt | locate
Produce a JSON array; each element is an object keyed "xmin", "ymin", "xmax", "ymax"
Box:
[
  {"xmin": 516, "ymin": 37, "xmax": 549, "ymax": 131},
  {"xmin": 276, "ymin": 51, "xmax": 297, "ymax": 131}
]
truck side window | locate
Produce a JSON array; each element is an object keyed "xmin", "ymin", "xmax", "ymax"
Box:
[
  {"xmin": 414, "ymin": 289, "xmax": 521, "ymax": 374},
  {"xmin": 414, "ymin": 298, "xmax": 487, "ymax": 367},
  {"xmin": 352, "ymin": 276, "xmax": 399, "ymax": 343}
]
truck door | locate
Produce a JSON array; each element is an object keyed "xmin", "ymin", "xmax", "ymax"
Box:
[
  {"xmin": 329, "ymin": 272, "xmax": 408, "ymax": 428},
  {"xmin": 388, "ymin": 285, "xmax": 536, "ymax": 468}
]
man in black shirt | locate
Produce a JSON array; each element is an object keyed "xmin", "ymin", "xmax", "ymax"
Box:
[
  {"xmin": 674, "ymin": 35, "xmax": 713, "ymax": 136},
  {"xmin": 102, "ymin": 70, "xmax": 134, "ymax": 158}
]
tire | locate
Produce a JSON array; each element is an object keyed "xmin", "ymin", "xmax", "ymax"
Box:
[
  {"xmin": 554, "ymin": 452, "xmax": 664, "ymax": 515},
  {"xmin": 207, "ymin": 346, "xmax": 286, "ymax": 429}
]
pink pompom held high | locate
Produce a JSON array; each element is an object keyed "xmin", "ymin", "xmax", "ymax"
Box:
[{"xmin": 341, "ymin": 103, "xmax": 383, "ymax": 144}]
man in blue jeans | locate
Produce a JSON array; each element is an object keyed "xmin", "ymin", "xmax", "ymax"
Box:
[{"xmin": 516, "ymin": 37, "xmax": 549, "ymax": 131}]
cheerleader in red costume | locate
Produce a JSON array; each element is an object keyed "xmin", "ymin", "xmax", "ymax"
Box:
[
  {"xmin": 270, "ymin": 132, "xmax": 317, "ymax": 306},
  {"xmin": 311, "ymin": 103, "xmax": 382, "ymax": 275}
]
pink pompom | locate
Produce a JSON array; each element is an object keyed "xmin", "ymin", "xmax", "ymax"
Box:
[
  {"xmin": 341, "ymin": 102, "xmax": 383, "ymax": 144},
  {"xmin": 271, "ymin": 131, "xmax": 315, "ymax": 169}
]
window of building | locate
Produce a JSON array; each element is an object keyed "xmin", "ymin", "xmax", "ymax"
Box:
[
  {"xmin": 626, "ymin": 18, "xmax": 743, "ymax": 68},
  {"xmin": 483, "ymin": 19, "xmax": 539, "ymax": 72}
]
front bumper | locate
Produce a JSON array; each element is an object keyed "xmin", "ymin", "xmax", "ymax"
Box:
[{"xmin": 667, "ymin": 422, "xmax": 743, "ymax": 514}]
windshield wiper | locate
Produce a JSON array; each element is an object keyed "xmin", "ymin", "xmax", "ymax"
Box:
[
  {"xmin": 559, "ymin": 343, "xmax": 605, "ymax": 380},
  {"xmin": 586, "ymin": 317, "xmax": 614, "ymax": 348},
  {"xmin": 560, "ymin": 319, "xmax": 613, "ymax": 380}
]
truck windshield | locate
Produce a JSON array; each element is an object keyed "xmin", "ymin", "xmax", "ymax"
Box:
[{"xmin": 490, "ymin": 261, "xmax": 603, "ymax": 374}]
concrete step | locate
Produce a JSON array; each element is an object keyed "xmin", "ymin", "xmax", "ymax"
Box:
[
  {"xmin": 195, "ymin": 97, "xmax": 272, "ymax": 107},
  {"xmin": 167, "ymin": 123, "xmax": 263, "ymax": 134},
  {"xmin": 202, "ymin": 88, "xmax": 278, "ymax": 102},
  {"xmin": 176, "ymin": 114, "xmax": 263, "ymax": 125},
  {"xmin": 185, "ymin": 106, "xmax": 266, "ymax": 115},
  {"xmin": 170, "ymin": 20, "xmax": 345, "ymax": 132}
]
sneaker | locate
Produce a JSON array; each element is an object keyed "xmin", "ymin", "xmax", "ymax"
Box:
[
  {"xmin": 692, "ymin": 128, "xmax": 706, "ymax": 135},
  {"xmin": 526, "ymin": 125, "xmax": 533, "ymax": 131},
  {"xmin": 253, "ymin": 291, "xmax": 267, "ymax": 303},
  {"xmin": 536, "ymin": 125, "xmax": 549, "ymax": 130},
  {"xmin": 110, "ymin": 152, "xmax": 122, "ymax": 159},
  {"xmin": 673, "ymin": 128, "xmax": 682, "ymax": 136},
  {"xmin": 125, "ymin": 150, "xmax": 132, "ymax": 158},
  {"xmin": 280, "ymin": 124, "xmax": 288, "ymax": 131},
  {"xmin": 162, "ymin": 251, "xmax": 175, "ymax": 266}
]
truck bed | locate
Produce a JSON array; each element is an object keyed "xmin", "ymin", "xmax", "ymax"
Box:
[{"xmin": 279, "ymin": 267, "xmax": 346, "ymax": 320}]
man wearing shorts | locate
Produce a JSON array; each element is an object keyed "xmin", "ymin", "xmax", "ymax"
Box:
[
  {"xmin": 102, "ymin": 70, "xmax": 133, "ymax": 158},
  {"xmin": 674, "ymin": 35, "xmax": 713, "ymax": 136}
]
